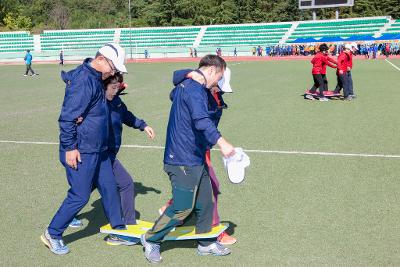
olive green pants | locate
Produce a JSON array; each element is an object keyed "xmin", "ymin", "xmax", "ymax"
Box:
[{"xmin": 145, "ymin": 164, "xmax": 215, "ymax": 245}]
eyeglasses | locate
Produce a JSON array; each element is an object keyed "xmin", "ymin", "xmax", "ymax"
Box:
[{"xmin": 105, "ymin": 59, "xmax": 117, "ymax": 73}]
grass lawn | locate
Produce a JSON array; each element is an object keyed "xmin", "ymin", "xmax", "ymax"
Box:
[{"xmin": 1, "ymin": 58, "xmax": 400, "ymax": 266}]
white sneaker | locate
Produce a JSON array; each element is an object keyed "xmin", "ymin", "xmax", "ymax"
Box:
[
  {"xmin": 319, "ymin": 97, "xmax": 329, "ymax": 102},
  {"xmin": 140, "ymin": 234, "xmax": 162, "ymax": 263},
  {"xmin": 40, "ymin": 229, "xmax": 70, "ymax": 255},
  {"xmin": 197, "ymin": 242, "xmax": 231, "ymax": 256}
]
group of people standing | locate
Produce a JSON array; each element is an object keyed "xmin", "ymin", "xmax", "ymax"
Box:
[
  {"xmin": 23, "ymin": 49, "xmax": 63, "ymax": 77},
  {"xmin": 261, "ymin": 41, "xmax": 400, "ymax": 58},
  {"xmin": 305, "ymin": 42, "xmax": 357, "ymax": 101},
  {"xmin": 359, "ymin": 42, "xmax": 400, "ymax": 58},
  {"xmin": 189, "ymin": 47, "xmax": 198, "ymax": 57},
  {"xmin": 40, "ymin": 43, "xmax": 237, "ymax": 264}
]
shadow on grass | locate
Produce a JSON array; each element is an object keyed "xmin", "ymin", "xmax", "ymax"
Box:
[
  {"xmin": 134, "ymin": 181, "xmax": 162, "ymax": 198},
  {"xmin": 134, "ymin": 181, "xmax": 162, "ymax": 219},
  {"xmin": 63, "ymin": 199, "xmax": 106, "ymax": 244},
  {"xmin": 63, "ymin": 182, "xmax": 161, "ymax": 244}
]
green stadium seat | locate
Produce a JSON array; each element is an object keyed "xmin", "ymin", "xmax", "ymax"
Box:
[{"xmin": 0, "ymin": 32, "xmax": 34, "ymax": 52}]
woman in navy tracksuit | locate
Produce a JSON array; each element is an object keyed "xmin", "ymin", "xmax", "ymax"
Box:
[
  {"xmin": 104, "ymin": 73, "xmax": 155, "ymax": 244},
  {"xmin": 73, "ymin": 73, "xmax": 155, "ymax": 245}
]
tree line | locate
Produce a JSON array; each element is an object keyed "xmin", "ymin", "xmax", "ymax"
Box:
[{"xmin": 0, "ymin": 0, "xmax": 399, "ymax": 33}]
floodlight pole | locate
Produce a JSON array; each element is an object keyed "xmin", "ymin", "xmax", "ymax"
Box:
[{"xmin": 129, "ymin": 0, "xmax": 132, "ymax": 59}]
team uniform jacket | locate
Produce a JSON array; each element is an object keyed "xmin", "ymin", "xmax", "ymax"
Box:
[
  {"xmin": 107, "ymin": 96, "xmax": 147, "ymax": 155},
  {"xmin": 172, "ymin": 69, "xmax": 227, "ymax": 126},
  {"xmin": 164, "ymin": 70, "xmax": 222, "ymax": 166},
  {"xmin": 321, "ymin": 54, "xmax": 337, "ymax": 74},
  {"xmin": 348, "ymin": 52, "xmax": 353, "ymax": 70},
  {"xmin": 337, "ymin": 51, "xmax": 351, "ymax": 73},
  {"xmin": 172, "ymin": 69, "xmax": 228, "ymax": 151},
  {"xmin": 59, "ymin": 58, "xmax": 109, "ymax": 153},
  {"xmin": 311, "ymin": 52, "xmax": 337, "ymax": 74}
]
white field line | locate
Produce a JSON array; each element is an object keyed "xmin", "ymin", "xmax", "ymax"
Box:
[
  {"xmin": 0, "ymin": 140, "xmax": 399, "ymax": 159},
  {"xmin": 385, "ymin": 58, "xmax": 400, "ymax": 71}
]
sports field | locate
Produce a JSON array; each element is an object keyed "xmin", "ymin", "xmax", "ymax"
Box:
[{"xmin": 1, "ymin": 57, "xmax": 400, "ymax": 266}]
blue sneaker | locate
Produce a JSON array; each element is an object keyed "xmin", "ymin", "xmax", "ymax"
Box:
[
  {"xmin": 69, "ymin": 218, "xmax": 83, "ymax": 228},
  {"xmin": 105, "ymin": 234, "xmax": 140, "ymax": 246},
  {"xmin": 141, "ymin": 234, "xmax": 162, "ymax": 263},
  {"xmin": 40, "ymin": 229, "xmax": 69, "ymax": 255}
]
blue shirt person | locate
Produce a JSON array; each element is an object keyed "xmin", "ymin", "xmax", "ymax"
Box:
[{"xmin": 23, "ymin": 49, "xmax": 36, "ymax": 76}]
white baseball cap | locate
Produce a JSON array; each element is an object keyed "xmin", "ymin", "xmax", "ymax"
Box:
[
  {"xmin": 218, "ymin": 67, "xmax": 233, "ymax": 93},
  {"xmin": 350, "ymin": 42, "xmax": 359, "ymax": 50},
  {"xmin": 98, "ymin": 43, "xmax": 127, "ymax": 73},
  {"xmin": 344, "ymin": 44, "xmax": 353, "ymax": 50},
  {"xmin": 223, "ymin": 147, "xmax": 250, "ymax": 184}
]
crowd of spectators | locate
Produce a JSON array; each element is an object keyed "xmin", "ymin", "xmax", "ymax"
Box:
[{"xmin": 250, "ymin": 42, "xmax": 400, "ymax": 57}]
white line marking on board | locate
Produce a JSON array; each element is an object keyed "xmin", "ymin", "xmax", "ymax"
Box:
[{"xmin": 1, "ymin": 140, "xmax": 399, "ymax": 159}]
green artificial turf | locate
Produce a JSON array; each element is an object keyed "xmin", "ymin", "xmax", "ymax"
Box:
[{"xmin": 1, "ymin": 58, "xmax": 400, "ymax": 266}]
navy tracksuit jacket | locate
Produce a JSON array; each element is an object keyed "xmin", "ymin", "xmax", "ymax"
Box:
[
  {"xmin": 171, "ymin": 69, "xmax": 226, "ymax": 148},
  {"xmin": 163, "ymin": 74, "xmax": 222, "ymax": 166},
  {"xmin": 107, "ymin": 96, "xmax": 147, "ymax": 156}
]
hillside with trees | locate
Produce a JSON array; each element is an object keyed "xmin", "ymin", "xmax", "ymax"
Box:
[{"xmin": 1, "ymin": 0, "xmax": 399, "ymax": 33}]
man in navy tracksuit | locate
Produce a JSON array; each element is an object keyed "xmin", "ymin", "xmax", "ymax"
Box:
[
  {"xmin": 159, "ymin": 68, "xmax": 236, "ymax": 245},
  {"xmin": 41, "ymin": 43, "xmax": 128, "ymax": 255},
  {"xmin": 141, "ymin": 55, "xmax": 236, "ymax": 264}
]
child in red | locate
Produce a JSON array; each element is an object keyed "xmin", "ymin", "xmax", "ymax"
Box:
[
  {"xmin": 333, "ymin": 44, "xmax": 354, "ymax": 100},
  {"xmin": 305, "ymin": 43, "xmax": 337, "ymax": 101}
]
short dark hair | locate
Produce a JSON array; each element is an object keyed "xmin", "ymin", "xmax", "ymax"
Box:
[
  {"xmin": 104, "ymin": 72, "xmax": 123, "ymax": 86},
  {"xmin": 198, "ymin": 55, "xmax": 226, "ymax": 72},
  {"xmin": 319, "ymin": 43, "xmax": 329, "ymax": 52}
]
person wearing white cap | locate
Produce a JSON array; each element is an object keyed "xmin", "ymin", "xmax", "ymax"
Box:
[
  {"xmin": 41, "ymin": 43, "xmax": 128, "ymax": 255},
  {"xmin": 96, "ymin": 43, "xmax": 127, "ymax": 75},
  {"xmin": 347, "ymin": 42, "xmax": 358, "ymax": 98},
  {"xmin": 334, "ymin": 44, "xmax": 353, "ymax": 101}
]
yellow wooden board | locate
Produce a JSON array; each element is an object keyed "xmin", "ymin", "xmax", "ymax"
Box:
[{"xmin": 100, "ymin": 220, "xmax": 229, "ymax": 241}]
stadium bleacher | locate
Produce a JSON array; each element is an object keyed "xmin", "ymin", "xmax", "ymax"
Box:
[
  {"xmin": 199, "ymin": 23, "xmax": 291, "ymax": 47},
  {"xmin": 0, "ymin": 16, "xmax": 398, "ymax": 60},
  {"xmin": 0, "ymin": 32, "xmax": 34, "ymax": 53},
  {"xmin": 287, "ymin": 17, "xmax": 388, "ymax": 41},
  {"xmin": 119, "ymin": 27, "xmax": 200, "ymax": 48},
  {"xmin": 386, "ymin": 20, "xmax": 400, "ymax": 34},
  {"xmin": 40, "ymin": 29, "xmax": 115, "ymax": 51}
]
